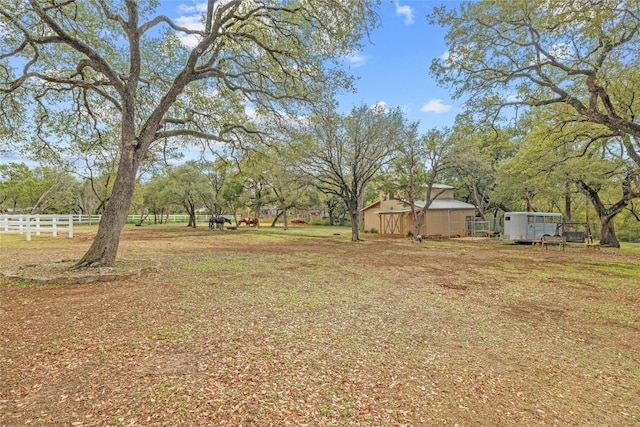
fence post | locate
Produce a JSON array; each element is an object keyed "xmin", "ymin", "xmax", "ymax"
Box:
[
  {"xmin": 26, "ymin": 215, "xmax": 32, "ymax": 241},
  {"xmin": 68, "ymin": 215, "xmax": 73, "ymax": 238}
]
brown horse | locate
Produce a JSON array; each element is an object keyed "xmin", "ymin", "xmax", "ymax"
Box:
[{"xmin": 238, "ymin": 217, "xmax": 260, "ymax": 227}]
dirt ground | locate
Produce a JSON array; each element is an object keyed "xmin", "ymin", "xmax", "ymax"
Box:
[{"xmin": 1, "ymin": 225, "xmax": 639, "ymax": 426}]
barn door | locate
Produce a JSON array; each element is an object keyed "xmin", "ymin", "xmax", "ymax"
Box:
[{"xmin": 381, "ymin": 214, "xmax": 401, "ymax": 235}]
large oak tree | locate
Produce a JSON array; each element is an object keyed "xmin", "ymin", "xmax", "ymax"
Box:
[
  {"xmin": 430, "ymin": 0, "xmax": 640, "ymax": 138},
  {"xmin": 430, "ymin": 0, "xmax": 640, "ymax": 246},
  {"xmin": 305, "ymin": 104, "xmax": 406, "ymax": 241},
  {"xmin": 0, "ymin": 0, "xmax": 378, "ymax": 267}
]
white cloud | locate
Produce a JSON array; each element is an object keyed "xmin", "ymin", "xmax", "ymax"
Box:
[
  {"xmin": 177, "ymin": 3, "xmax": 208, "ymax": 14},
  {"xmin": 440, "ymin": 49, "xmax": 463, "ymax": 66},
  {"xmin": 548, "ymin": 42, "xmax": 571, "ymax": 60},
  {"xmin": 505, "ymin": 94, "xmax": 522, "ymax": 103},
  {"xmin": 421, "ymin": 99, "xmax": 452, "ymax": 114},
  {"xmin": 344, "ymin": 52, "xmax": 367, "ymax": 68},
  {"xmin": 174, "ymin": 14, "xmax": 204, "ymax": 48},
  {"xmin": 173, "ymin": 2, "xmax": 217, "ymax": 48},
  {"xmin": 175, "ymin": 14, "xmax": 204, "ymax": 30},
  {"xmin": 395, "ymin": 2, "xmax": 414, "ymax": 25},
  {"xmin": 371, "ymin": 101, "xmax": 388, "ymax": 112}
]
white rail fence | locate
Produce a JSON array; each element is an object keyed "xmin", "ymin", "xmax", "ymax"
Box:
[
  {"xmin": 0, "ymin": 214, "xmax": 74, "ymax": 241},
  {"xmin": 72, "ymin": 215, "xmax": 102, "ymax": 225},
  {"xmin": 1, "ymin": 214, "xmax": 232, "ymax": 241},
  {"xmin": 125, "ymin": 214, "xmax": 212, "ymax": 224}
]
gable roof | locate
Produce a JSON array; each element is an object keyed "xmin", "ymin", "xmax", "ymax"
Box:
[
  {"xmin": 363, "ymin": 198, "xmax": 476, "ymax": 213},
  {"xmin": 428, "ymin": 184, "xmax": 454, "ymax": 190},
  {"xmin": 414, "ymin": 199, "xmax": 476, "ymax": 210},
  {"xmin": 360, "ymin": 200, "xmax": 382, "ymax": 211}
]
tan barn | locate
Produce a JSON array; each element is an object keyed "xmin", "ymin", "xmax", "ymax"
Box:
[{"xmin": 361, "ymin": 184, "xmax": 476, "ymax": 238}]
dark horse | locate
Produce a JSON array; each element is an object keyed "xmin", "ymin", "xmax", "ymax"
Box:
[{"xmin": 209, "ymin": 216, "xmax": 232, "ymax": 230}]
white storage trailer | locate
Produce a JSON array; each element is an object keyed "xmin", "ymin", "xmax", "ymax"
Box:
[{"xmin": 502, "ymin": 212, "xmax": 562, "ymax": 243}]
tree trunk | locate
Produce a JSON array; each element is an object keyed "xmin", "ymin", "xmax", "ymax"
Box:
[
  {"xmin": 74, "ymin": 157, "xmax": 138, "ymax": 268},
  {"xmin": 283, "ymin": 206, "xmax": 289, "ymax": 230},
  {"xmin": 346, "ymin": 194, "xmax": 360, "ymax": 241},
  {"xmin": 564, "ymin": 190, "xmax": 572, "ymax": 233},
  {"xmin": 472, "ymin": 182, "xmax": 486, "ymax": 221},
  {"xmin": 357, "ymin": 191, "xmax": 365, "ymax": 233},
  {"xmin": 186, "ymin": 200, "xmax": 196, "ymax": 228},
  {"xmin": 271, "ymin": 210, "xmax": 282, "ymax": 227},
  {"xmin": 599, "ymin": 214, "xmax": 620, "ymax": 248},
  {"xmin": 526, "ymin": 192, "xmax": 538, "ymax": 212},
  {"xmin": 350, "ymin": 210, "xmax": 359, "ymax": 241},
  {"xmin": 136, "ymin": 208, "xmax": 147, "ymax": 226},
  {"xmin": 31, "ymin": 182, "xmax": 57, "ymax": 214},
  {"xmin": 577, "ymin": 179, "xmax": 625, "ymax": 248},
  {"xmin": 414, "ymin": 210, "xmax": 424, "ymax": 239}
]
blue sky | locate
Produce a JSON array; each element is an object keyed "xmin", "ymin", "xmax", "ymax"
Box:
[
  {"xmin": 1, "ymin": 1, "xmax": 462, "ymax": 167},
  {"xmin": 335, "ymin": 0, "xmax": 462, "ymax": 132},
  {"xmin": 162, "ymin": 0, "xmax": 462, "ymax": 132}
]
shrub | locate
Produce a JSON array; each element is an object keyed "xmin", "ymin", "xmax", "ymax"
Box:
[
  {"xmin": 308, "ymin": 218, "xmax": 352, "ymax": 227},
  {"xmin": 309, "ymin": 218, "xmax": 331, "ymax": 226}
]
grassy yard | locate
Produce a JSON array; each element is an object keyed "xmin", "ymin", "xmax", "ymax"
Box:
[{"xmin": 1, "ymin": 224, "xmax": 639, "ymax": 426}]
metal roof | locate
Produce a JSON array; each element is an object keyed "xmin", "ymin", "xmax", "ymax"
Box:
[
  {"xmin": 418, "ymin": 199, "xmax": 476, "ymax": 210},
  {"xmin": 375, "ymin": 199, "xmax": 476, "ymax": 214},
  {"xmin": 505, "ymin": 211, "xmax": 561, "ymax": 216}
]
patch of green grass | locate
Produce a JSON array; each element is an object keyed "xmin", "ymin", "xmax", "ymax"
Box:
[
  {"xmin": 587, "ymin": 260, "xmax": 640, "ymax": 276},
  {"xmin": 3, "ymin": 226, "xmax": 640, "ymax": 426},
  {"xmin": 573, "ymin": 300, "xmax": 640, "ymax": 327},
  {"xmin": 620, "ymin": 242, "xmax": 640, "ymax": 255},
  {"xmin": 0, "ymin": 233, "xmax": 78, "ymax": 249},
  {"xmin": 560, "ymin": 259, "xmax": 640, "ymax": 290}
]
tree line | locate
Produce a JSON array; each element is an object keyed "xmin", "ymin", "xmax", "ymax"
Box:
[
  {"xmin": 3, "ymin": 100, "xmax": 639, "ymax": 246},
  {"xmin": 0, "ymin": 157, "xmax": 338, "ymax": 228},
  {"xmin": 1, "ymin": 0, "xmax": 639, "ymax": 268}
]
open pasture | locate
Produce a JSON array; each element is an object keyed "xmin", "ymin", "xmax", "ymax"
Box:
[{"xmin": 1, "ymin": 225, "xmax": 639, "ymax": 426}]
